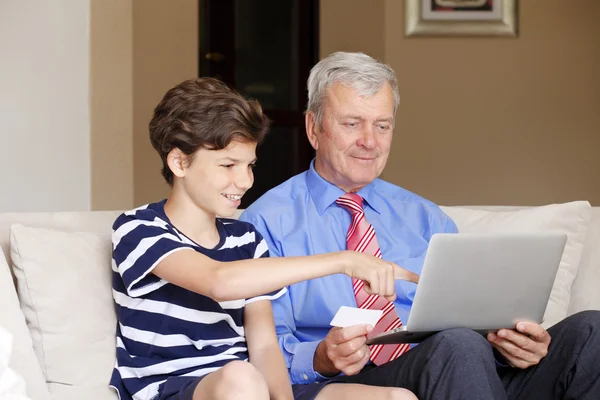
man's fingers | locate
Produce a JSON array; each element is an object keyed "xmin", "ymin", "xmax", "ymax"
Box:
[
  {"xmin": 329, "ymin": 324, "xmax": 371, "ymax": 345},
  {"xmin": 494, "ymin": 329, "xmax": 536, "ymax": 352},
  {"xmin": 488, "ymin": 334, "xmax": 539, "ymax": 364},
  {"xmin": 491, "ymin": 342, "xmax": 530, "ymax": 369},
  {"xmin": 340, "ymin": 347, "xmax": 371, "ymax": 376},
  {"xmin": 515, "ymin": 321, "xmax": 551, "ymax": 344},
  {"xmin": 392, "ymin": 264, "xmax": 419, "ymax": 283},
  {"xmin": 335, "ymin": 336, "xmax": 368, "ymax": 358},
  {"xmin": 326, "ymin": 325, "xmax": 371, "ymax": 376}
]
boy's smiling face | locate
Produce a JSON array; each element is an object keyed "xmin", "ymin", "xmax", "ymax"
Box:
[{"xmin": 175, "ymin": 139, "xmax": 257, "ymax": 218}]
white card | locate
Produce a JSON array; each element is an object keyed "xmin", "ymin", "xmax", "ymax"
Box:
[{"xmin": 330, "ymin": 306, "xmax": 383, "ymax": 328}]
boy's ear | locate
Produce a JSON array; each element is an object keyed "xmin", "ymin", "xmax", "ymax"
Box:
[{"xmin": 167, "ymin": 148, "xmax": 188, "ymax": 178}]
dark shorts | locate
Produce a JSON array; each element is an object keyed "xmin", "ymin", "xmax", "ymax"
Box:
[
  {"xmin": 158, "ymin": 376, "xmax": 204, "ymax": 400},
  {"xmin": 157, "ymin": 375, "xmax": 332, "ymax": 400},
  {"xmin": 292, "ymin": 381, "xmax": 333, "ymax": 400}
]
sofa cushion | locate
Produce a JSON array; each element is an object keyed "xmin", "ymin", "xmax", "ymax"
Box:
[
  {"xmin": 0, "ymin": 211, "xmax": 122, "ymax": 272},
  {"xmin": 441, "ymin": 201, "xmax": 592, "ymax": 328},
  {"xmin": 9, "ymin": 224, "xmax": 117, "ymax": 399},
  {"xmin": 0, "ymin": 248, "xmax": 51, "ymax": 400},
  {"xmin": 0, "ymin": 325, "xmax": 30, "ymax": 399},
  {"xmin": 568, "ymin": 208, "xmax": 600, "ymax": 315}
]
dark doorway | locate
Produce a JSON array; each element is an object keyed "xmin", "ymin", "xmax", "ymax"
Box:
[{"xmin": 199, "ymin": 0, "xmax": 319, "ymax": 208}]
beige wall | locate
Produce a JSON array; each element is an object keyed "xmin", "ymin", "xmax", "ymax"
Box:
[
  {"xmin": 383, "ymin": 0, "xmax": 600, "ymax": 206},
  {"xmin": 0, "ymin": 0, "xmax": 91, "ymax": 212},
  {"xmin": 88, "ymin": 0, "xmax": 599, "ymax": 209},
  {"xmin": 132, "ymin": 0, "xmax": 198, "ymax": 206},
  {"xmin": 90, "ymin": 0, "xmax": 134, "ymax": 210},
  {"xmin": 322, "ymin": 0, "xmax": 600, "ymax": 206},
  {"xmin": 89, "ymin": 0, "xmax": 197, "ymax": 210},
  {"xmin": 320, "ymin": 0, "xmax": 385, "ymax": 61}
]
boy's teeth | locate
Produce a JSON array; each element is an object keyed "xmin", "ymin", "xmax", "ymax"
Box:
[{"xmin": 224, "ymin": 194, "xmax": 242, "ymax": 201}]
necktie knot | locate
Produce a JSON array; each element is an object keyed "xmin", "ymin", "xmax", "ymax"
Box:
[{"xmin": 336, "ymin": 193, "xmax": 364, "ymax": 216}]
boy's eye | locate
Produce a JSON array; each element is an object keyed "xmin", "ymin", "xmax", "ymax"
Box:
[
  {"xmin": 249, "ymin": 163, "xmax": 256, "ymax": 170},
  {"xmin": 221, "ymin": 164, "xmax": 234, "ymax": 169}
]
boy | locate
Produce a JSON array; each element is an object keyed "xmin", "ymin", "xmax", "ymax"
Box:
[{"xmin": 110, "ymin": 78, "xmax": 418, "ymax": 400}]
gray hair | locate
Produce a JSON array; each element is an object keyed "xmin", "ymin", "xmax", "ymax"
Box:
[{"xmin": 306, "ymin": 52, "xmax": 400, "ymax": 128}]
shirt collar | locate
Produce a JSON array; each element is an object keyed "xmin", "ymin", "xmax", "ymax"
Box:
[{"xmin": 306, "ymin": 159, "xmax": 382, "ymax": 215}]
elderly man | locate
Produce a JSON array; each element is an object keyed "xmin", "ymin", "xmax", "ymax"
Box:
[{"xmin": 240, "ymin": 52, "xmax": 600, "ymax": 399}]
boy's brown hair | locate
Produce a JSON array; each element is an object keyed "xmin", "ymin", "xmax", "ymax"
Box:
[{"xmin": 149, "ymin": 77, "xmax": 270, "ymax": 185}]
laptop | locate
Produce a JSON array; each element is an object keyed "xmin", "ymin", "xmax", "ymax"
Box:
[{"xmin": 366, "ymin": 232, "xmax": 567, "ymax": 345}]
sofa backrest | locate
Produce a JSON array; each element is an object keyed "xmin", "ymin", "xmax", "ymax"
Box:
[
  {"xmin": 2, "ymin": 206, "xmax": 598, "ymax": 311},
  {"xmin": 0, "ymin": 211, "xmax": 122, "ymax": 268},
  {"xmin": 569, "ymin": 208, "xmax": 600, "ymax": 313}
]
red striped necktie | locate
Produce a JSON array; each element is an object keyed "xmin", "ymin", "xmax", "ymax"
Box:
[{"xmin": 336, "ymin": 193, "xmax": 410, "ymax": 365}]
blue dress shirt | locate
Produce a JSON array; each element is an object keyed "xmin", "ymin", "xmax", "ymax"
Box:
[{"xmin": 240, "ymin": 161, "xmax": 458, "ymax": 384}]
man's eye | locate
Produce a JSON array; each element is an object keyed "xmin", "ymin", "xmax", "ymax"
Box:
[
  {"xmin": 378, "ymin": 125, "xmax": 391, "ymax": 131},
  {"xmin": 345, "ymin": 122, "xmax": 358, "ymax": 128}
]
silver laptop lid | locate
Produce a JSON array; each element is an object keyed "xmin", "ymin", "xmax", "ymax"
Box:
[{"xmin": 406, "ymin": 233, "xmax": 567, "ymax": 332}]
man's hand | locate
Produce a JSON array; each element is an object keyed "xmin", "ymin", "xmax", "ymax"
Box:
[
  {"xmin": 314, "ymin": 325, "xmax": 372, "ymax": 377},
  {"xmin": 487, "ymin": 321, "xmax": 551, "ymax": 369}
]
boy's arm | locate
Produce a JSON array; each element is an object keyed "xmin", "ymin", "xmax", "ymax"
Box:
[
  {"xmin": 112, "ymin": 214, "xmax": 416, "ymax": 303},
  {"xmin": 152, "ymin": 247, "xmax": 417, "ymax": 302},
  {"xmin": 244, "ymin": 300, "xmax": 293, "ymax": 400},
  {"xmin": 152, "ymin": 248, "xmax": 340, "ymax": 301}
]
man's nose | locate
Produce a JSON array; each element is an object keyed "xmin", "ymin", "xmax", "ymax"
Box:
[{"xmin": 357, "ymin": 126, "xmax": 377, "ymax": 149}]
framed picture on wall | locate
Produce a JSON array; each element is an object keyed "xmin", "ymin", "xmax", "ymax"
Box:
[{"xmin": 405, "ymin": 0, "xmax": 518, "ymax": 37}]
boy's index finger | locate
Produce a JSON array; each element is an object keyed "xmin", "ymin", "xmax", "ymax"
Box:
[{"xmin": 392, "ymin": 264, "xmax": 419, "ymax": 284}]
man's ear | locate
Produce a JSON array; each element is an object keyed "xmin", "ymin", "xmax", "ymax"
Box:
[
  {"xmin": 305, "ymin": 112, "xmax": 319, "ymax": 151},
  {"xmin": 167, "ymin": 148, "xmax": 188, "ymax": 179}
]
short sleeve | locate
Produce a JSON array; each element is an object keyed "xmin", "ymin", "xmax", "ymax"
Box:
[
  {"xmin": 245, "ymin": 226, "xmax": 287, "ymax": 304},
  {"xmin": 112, "ymin": 213, "xmax": 194, "ymax": 297}
]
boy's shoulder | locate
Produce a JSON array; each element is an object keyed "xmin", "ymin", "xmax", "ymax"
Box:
[
  {"xmin": 113, "ymin": 201, "xmax": 170, "ymax": 231},
  {"xmin": 215, "ymin": 218, "xmax": 267, "ymax": 258},
  {"xmin": 217, "ymin": 217, "xmax": 262, "ymax": 238},
  {"xmin": 219, "ymin": 217, "xmax": 253, "ymax": 228}
]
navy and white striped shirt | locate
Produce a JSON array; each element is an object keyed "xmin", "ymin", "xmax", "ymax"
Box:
[{"xmin": 109, "ymin": 200, "xmax": 285, "ymax": 400}]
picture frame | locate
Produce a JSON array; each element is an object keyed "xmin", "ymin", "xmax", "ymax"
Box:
[{"xmin": 405, "ymin": 0, "xmax": 518, "ymax": 37}]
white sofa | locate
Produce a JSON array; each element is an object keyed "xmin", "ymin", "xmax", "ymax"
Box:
[{"xmin": 1, "ymin": 202, "xmax": 599, "ymax": 400}]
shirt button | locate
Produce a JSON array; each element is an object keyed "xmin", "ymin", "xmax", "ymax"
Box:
[{"xmin": 302, "ymin": 373, "xmax": 309, "ymax": 381}]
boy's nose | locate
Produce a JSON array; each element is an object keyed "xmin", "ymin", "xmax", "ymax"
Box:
[{"xmin": 236, "ymin": 169, "xmax": 253, "ymax": 190}]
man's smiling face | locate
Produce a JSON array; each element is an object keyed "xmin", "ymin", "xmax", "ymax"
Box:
[{"xmin": 307, "ymin": 82, "xmax": 395, "ymax": 192}]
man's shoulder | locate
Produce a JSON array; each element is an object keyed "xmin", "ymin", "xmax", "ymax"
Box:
[
  {"xmin": 372, "ymin": 179, "xmax": 448, "ymax": 216},
  {"xmin": 243, "ymin": 172, "xmax": 308, "ymax": 219},
  {"xmin": 373, "ymin": 179, "xmax": 433, "ymax": 203}
]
